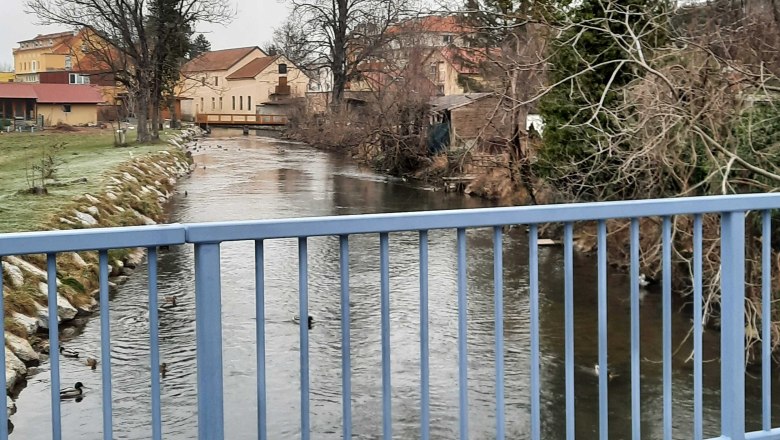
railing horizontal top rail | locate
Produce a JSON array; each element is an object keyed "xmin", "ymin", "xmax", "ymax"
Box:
[{"xmin": 2, "ymin": 193, "xmax": 780, "ymax": 255}]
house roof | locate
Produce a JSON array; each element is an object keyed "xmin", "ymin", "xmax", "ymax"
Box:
[
  {"xmin": 430, "ymin": 92, "xmax": 493, "ymax": 112},
  {"xmin": 440, "ymin": 46, "xmax": 493, "ymax": 75},
  {"xmin": 18, "ymin": 31, "xmax": 75, "ymax": 44},
  {"xmin": 0, "ymin": 83, "xmax": 104, "ymax": 104},
  {"xmin": 226, "ymin": 55, "xmax": 280, "ymax": 80},
  {"xmin": 389, "ymin": 15, "xmax": 474, "ymax": 35},
  {"xmin": 182, "ymin": 47, "xmax": 261, "ymax": 73}
]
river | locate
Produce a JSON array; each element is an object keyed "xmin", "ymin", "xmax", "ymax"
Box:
[{"xmin": 10, "ymin": 130, "xmax": 779, "ymax": 438}]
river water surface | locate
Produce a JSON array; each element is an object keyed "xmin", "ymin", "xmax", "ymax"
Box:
[{"xmin": 10, "ymin": 130, "xmax": 779, "ymax": 439}]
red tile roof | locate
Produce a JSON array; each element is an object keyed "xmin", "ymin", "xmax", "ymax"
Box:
[
  {"xmin": 389, "ymin": 15, "xmax": 474, "ymax": 35},
  {"xmin": 182, "ymin": 47, "xmax": 262, "ymax": 73},
  {"xmin": 0, "ymin": 83, "xmax": 105, "ymax": 104},
  {"xmin": 440, "ymin": 46, "xmax": 493, "ymax": 75},
  {"xmin": 225, "ymin": 55, "xmax": 280, "ymax": 80}
]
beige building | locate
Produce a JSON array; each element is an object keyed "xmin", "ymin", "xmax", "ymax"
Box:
[
  {"xmin": 13, "ymin": 31, "xmax": 77, "ymax": 83},
  {"xmin": 180, "ymin": 46, "xmax": 310, "ymax": 121},
  {"xmin": 0, "ymin": 83, "xmax": 104, "ymax": 127}
]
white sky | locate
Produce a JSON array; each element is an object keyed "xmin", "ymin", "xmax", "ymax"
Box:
[{"xmin": 0, "ymin": 0, "xmax": 292, "ymax": 70}]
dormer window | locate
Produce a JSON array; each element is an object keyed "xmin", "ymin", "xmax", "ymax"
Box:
[
  {"xmin": 278, "ymin": 63, "xmax": 287, "ymax": 75},
  {"xmin": 442, "ymin": 35, "xmax": 453, "ymax": 44}
]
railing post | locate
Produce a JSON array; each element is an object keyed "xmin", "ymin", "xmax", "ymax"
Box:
[
  {"xmin": 194, "ymin": 242, "xmax": 224, "ymax": 440},
  {"xmin": 720, "ymin": 211, "xmax": 745, "ymax": 440}
]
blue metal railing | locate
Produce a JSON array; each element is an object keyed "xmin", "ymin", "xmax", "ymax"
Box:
[{"xmin": 1, "ymin": 193, "xmax": 780, "ymax": 439}]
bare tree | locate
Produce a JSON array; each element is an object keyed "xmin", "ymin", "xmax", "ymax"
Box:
[
  {"xmin": 288, "ymin": 0, "xmax": 411, "ymax": 106},
  {"xmin": 26, "ymin": 0, "xmax": 231, "ymax": 142}
]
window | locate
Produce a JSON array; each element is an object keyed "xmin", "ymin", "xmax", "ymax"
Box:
[
  {"xmin": 64, "ymin": 56, "xmax": 72, "ymax": 71},
  {"xmin": 239, "ymin": 96, "xmax": 243, "ymax": 110},
  {"xmin": 247, "ymin": 96, "xmax": 251, "ymax": 109},
  {"xmin": 278, "ymin": 63, "xmax": 287, "ymax": 74},
  {"xmin": 62, "ymin": 104, "xmax": 72, "ymax": 113},
  {"xmin": 200, "ymin": 97, "xmax": 204, "ymax": 111},
  {"xmin": 69, "ymin": 73, "xmax": 90, "ymax": 84},
  {"xmin": 429, "ymin": 63, "xmax": 438, "ymax": 78},
  {"xmin": 201, "ymin": 77, "xmax": 206, "ymax": 86},
  {"xmin": 442, "ymin": 35, "xmax": 453, "ymax": 44},
  {"xmin": 211, "ymin": 97, "xmax": 215, "ymax": 110},
  {"xmin": 232, "ymin": 96, "xmax": 235, "ymax": 110},
  {"xmin": 214, "ymin": 76, "xmax": 219, "ymax": 86},
  {"xmin": 31, "ymin": 61, "xmax": 38, "ymax": 72},
  {"xmin": 219, "ymin": 97, "xmax": 223, "ymax": 110}
]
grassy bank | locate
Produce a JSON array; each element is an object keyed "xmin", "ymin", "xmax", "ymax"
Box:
[{"xmin": 0, "ymin": 128, "xmax": 168, "ymax": 233}]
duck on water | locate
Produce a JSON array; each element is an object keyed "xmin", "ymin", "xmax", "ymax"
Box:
[
  {"xmin": 60, "ymin": 382, "xmax": 87, "ymax": 399},
  {"xmin": 293, "ymin": 315, "xmax": 314, "ymax": 330}
]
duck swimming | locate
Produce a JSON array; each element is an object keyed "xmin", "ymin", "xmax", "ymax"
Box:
[
  {"xmin": 160, "ymin": 296, "xmax": 177, "ymax": 308},
  {"xmin": 85, "ymin": 358, "xmax": 98, "ymax": 370},
  {"xmin": 160, "ymin": 363, "xmax": 168, "ymax": 378},
  {"xmin": 593, "ymin": 364, "xmax": 617, "ymax": 381},
  {"xmin": 293, "ymin": 315, "xmax": 314, "ymax": 330},
  {"xmin": 60, "ymin": 382, "xmax": 86, "ymax": 399},
  {"xmin": 60, "ymin": 347, "xmax": 79, "ymax": 358}
]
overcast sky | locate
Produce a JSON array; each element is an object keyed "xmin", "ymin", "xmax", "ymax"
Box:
[{"xmin": 0, "ymin": 0, "xmax": 291, "ymax": 69}]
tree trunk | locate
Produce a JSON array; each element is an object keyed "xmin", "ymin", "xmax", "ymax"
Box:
[{"xmin": 135, "ymin": 83, "xmax": 151, "ymax": 143}]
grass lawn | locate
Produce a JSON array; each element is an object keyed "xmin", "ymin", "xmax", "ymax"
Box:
[{"xmin": 0, "ymin": 128, "xmax": 172, "ymax": 233}]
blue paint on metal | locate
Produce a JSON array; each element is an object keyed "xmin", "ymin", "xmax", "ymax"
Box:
[
  {"xmin": 98, "ymin": 250, "xmax": 114, "ymax": 440},
  {"xmin": 630, "ymin": 218, "xmax": 640, "ymax": 440},
  {"xmin": 339, "ymin": 235, "xmax": 352, "ymax": 439},
  {"xmin": 147, "ymin": 248, "xmax": 162, "ymax": 440},
  {"xmin": 721, "ymin": 212, "xmax": 746, "ymax": 440},
  {"xmin": 693, "ymin": 215, "xmax": 703, "ymax": 440},
  {"xmin": 183, "ymin": 194, "xmax": 780, "ymax": 243},
  {"xmin": 529, "ymin": 224, "xmax": 540, "ymax": 440},
  {"xmin": 420, "ymin": 230, "xmax": 430, "ymax": 440},
  {"xmin": 457, "ymin": 228, "xmax": 469, "ymax": 439},
  {"xmin": 493, "ymin": 227, "xmax": 505, "ymax": 440},
  {"xmin": 255, "ymin": 241, "xmax": 267, "ymax": 440},
  {"xmin": 380, "ymin": 233, "xmax": 391, "ymax": 439},
  {"xmin": 194, "ymin": 243, "xmax": 225, "ymax": 440},
  {"xmin": 597, "ymin": 221, "xmax": 608, "ymax": 440},
  {"xmin": 663, "ymin": 217, "xmax": 672, "ymax": 440},
  {"xmin": 564, "ymin": 223, "xmax": 574, "ymax": 440},
  {"xmin": 0, "ymin": 259, "xmax": 7, "ymax": 440},
  {"xmin": 298, "ymin": 238, "xmax": 310, "ymax": 440},
  {"xmin": 47, "ymin": 254, "xmax": 62, "ymax": 440},
  {"xmin": 762, "ymin": 211, "xmax": 771, "ymax": 432}
]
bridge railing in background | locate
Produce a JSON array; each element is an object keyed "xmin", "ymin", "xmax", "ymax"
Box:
[{"xmin": 1, "ymin": 194, "xmax": 779, "ymax": 440}]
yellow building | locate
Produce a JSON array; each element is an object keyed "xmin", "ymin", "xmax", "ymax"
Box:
[
  {"xmin": 180, "ymin": 47, "xmax": 310, "ymax": 121},
  {"xmin": 0, "ymin": 83, "xmax": 104, "ymax": 127},
  {"xmin": 13, "ymin": 31, "xmax": 77, "ymax": 82},
  {"xmin": 0, "ymin": 72, "xmax": 14, "ymax": 83}
]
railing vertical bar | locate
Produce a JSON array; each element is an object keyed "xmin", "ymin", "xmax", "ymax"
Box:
[
  {"xmin": 147, "ymin": 248, "xmax": 162, "ymax": 440},
  {"xmin": 194, "ymin": 242, "xmax": 225, "ymax": 440},
  {"xmin": 420, "ymin": 230, "xmax": 430, "ymax": 440},
  {"xmin": 47, "ymin": 253, "xmax": 62, "ymax": 440},
  {"xmin": 493, "ymin": 226, "xmax": 505, "ymax": 440},
  {"xmin": 762, "ymin": 210, "xmax": 771, "ymax": 432},
  {"xmin": 662, "ymin": 216, "xmax": 672, "ymax": 440},
  {"xmin": 379, "ymin": 232, "xmax": 392, "ymax": 439},
  {"xmin": 339, "ymin": 235, "xmax": 352, "ymax": 439},
  {"xmin": 529, "ymin": 224, "xmax": 540, "ymax": 440},
  {"xmin": 630, "ymin": 218, "xmax": 641, "ymax": 440},
  {"xmin": 457, "ymin": 228, "xmax": 469, "ymax": 439},
  {"xmin": 720, "ymin": 211, "xmax": 745, "ymax": 440},
  {"xmin": 98, "ymin": 250, "xmax": 113, "ymax": 440},
  {"xmin": 255, "ymin": 241, "xmax": 267, "ymax": 440},
  {"xmin": 298, "ymin": 237, "xmax": 310, "ymax": 440},
  {"xmin": 597, "ymin": 220, "xmax": 608, "ymax": 440},
  {"xmin": 564, "ymin": 222, "xmax": 575, "ymax": 440},
  {"xmin": 693, "ymin": 214, "xmax": 703, "ymax": 440},
  {"xmin": 0, "ymin": 259, "xmax": 7, "ymax": 440}
]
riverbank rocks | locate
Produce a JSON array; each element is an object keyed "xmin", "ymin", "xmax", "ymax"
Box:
[
  {"xmin": 1, "ymin": 262, "xmax": 23, "ymax": 288},
  {"xmin": 5, "ymin": 334, "xmax": 39, "ymax": 365},
  {"xmin": 11, "ymin": 313, "xmax": 37, "ymax": 335},
  {"xmin": 74, "ymin": 210, "xmax": 98, "ymax": 226},
  {"xmin": 5, "ymin": 348, "xmax": 26, "ymax": 391}
]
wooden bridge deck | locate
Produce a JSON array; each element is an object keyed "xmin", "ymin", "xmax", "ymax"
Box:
[{"xmin": 196, "ymin": 113, "xmax": 288, "ymax": 126}]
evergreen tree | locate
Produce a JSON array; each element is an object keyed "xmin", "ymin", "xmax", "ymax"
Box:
[
  {"xmin": 535, "ymin": 0, "xmax": 671, "ymax": 200},
  {"xmin": 189, "ymin": 34, "xmax": 212, "ymax": 59}
]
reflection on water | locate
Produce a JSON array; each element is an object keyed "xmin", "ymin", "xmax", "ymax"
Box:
[{"xmin": 11, "ymin": 129, "xmax": 780, "ymax": 438}]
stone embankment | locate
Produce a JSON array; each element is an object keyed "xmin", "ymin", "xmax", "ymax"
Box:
[{"xmin": 1, "ymin": 126, "xmax": 201, "ymax": 418}]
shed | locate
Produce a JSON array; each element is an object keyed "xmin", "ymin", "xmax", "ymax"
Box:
[
  {"xmin": 429, "ymin": 93, "xmax": 513, "ymax": 149},
  {"xmin": 0, "ymin": 83, "xmax": 104, "ymax": 128}
]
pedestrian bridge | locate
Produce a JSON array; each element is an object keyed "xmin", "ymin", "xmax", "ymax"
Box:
[{"xmin": 0, "ymin": 194, "xmax": 777, "ymax": 440}]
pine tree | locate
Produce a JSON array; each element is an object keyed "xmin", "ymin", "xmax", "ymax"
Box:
[
  {"xmin": 189, "ymin": 34, "xmax": 212, "ymax": 59},
  {"xmin": 536, "ymin": 0, "xmax": 671, "ymax": 200}
]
